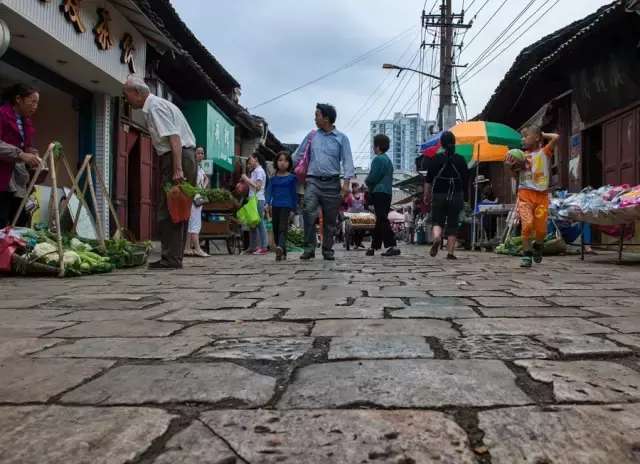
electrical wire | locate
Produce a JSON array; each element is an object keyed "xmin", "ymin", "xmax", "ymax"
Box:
[
  {"xmin": 461, "ymin": 0, "xmax": 510, "ymax": 53},
  {"xmin": 249, "ymin": 25, "xmax": 416, "ymax": 110}
]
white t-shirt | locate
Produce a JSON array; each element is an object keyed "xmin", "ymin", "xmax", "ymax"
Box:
[
  {"xmin": 142, "ymin": 94, "xmax": 196, "ymax": 155},
  {"xmin": 250, "ymin": 165, "xmax": 266, "ymax": 201}
]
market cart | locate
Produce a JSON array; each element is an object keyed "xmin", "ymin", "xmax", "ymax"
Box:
[
  {"xmin": 200, "ymin": 201, "xmax": 242, "ymax": 255},
  {"xmin": 342, "ymin": 212, "xmax": 375, "ymax": 250}
]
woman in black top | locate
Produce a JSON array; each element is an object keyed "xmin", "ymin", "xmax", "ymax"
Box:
[{"xmin": 425, "ymin": 131, "xmax": 469, "ymax": 259}]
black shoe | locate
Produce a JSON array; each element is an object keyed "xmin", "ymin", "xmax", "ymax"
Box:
[
  {"xmin": 533, "ymin": 242, "xmax": 543, "ymax": 264},
  {"xmin": 322, "ymin": 251, "xmax": 335, "ymax": 261},
  {"xmin": 381, "ymin": 247, "xmax": 400, "ymax": 257},
  {"xmin": 275, "ymin": 247, "xmax": 284, "ymax": 262},
  {"xmin": 300, "ymin": 251, "xmax": 315, "ymax": 260},
  {"xmin": 366, "ymin": 249, "xmax": 375, "ymax": 257},
  {"xmin": 430, "ymin": 240, "xmax": 441, "ymax": 257},
  {"xmin": 148, "ymin": 260, "xmax": 182, "ymax": 270},
  {"xmin": 446, "ymin": 254, "xmax": 457, "ymax": 260}
]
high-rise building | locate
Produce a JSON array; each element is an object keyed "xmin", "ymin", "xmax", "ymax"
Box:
[{"xmin": 370, "ymin": 113, "xmax": 435, "ymax": 172}]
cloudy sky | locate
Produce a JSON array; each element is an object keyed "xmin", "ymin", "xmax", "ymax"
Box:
[{"xmin": 171, "ymin": 0, "xmax": 612, "ymax": 166}]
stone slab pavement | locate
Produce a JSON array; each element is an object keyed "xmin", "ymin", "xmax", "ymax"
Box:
[{"xmin": 1, "ymin": 245, "xmax": 640, "ymax": 463}]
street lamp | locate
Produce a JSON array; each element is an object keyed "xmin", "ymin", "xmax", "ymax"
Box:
[{"xmin": 382, "ymin": 63, "xmax": 439, "ymax": 80}]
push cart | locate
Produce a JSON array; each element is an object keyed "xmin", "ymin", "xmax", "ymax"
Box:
[
  {"xmin": 342, "ymin": 212, "xmax": 376, "ymax": 251},
  {"xmin": 200, "ymin": 201, "xmax": 242, "ymax": 255}
]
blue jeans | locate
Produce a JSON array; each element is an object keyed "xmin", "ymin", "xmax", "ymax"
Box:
[{"xmin": 249, "ymin": 199, "xmax": 268, "ymax": 250}]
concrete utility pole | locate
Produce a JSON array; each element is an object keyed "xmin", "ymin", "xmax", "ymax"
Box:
[{"xmin": 422, "ymin": 0, "xmax": 470, "ymax": 131}]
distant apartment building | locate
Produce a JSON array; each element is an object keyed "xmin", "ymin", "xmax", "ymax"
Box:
[{"xmin": 370, "ymin": 113, "xmax": 435, "ymax": 171}]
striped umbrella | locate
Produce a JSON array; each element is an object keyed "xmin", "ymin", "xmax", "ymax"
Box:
[{"xmin": 421, "ymin": 121, "xmax": 522, "ymax": 165}]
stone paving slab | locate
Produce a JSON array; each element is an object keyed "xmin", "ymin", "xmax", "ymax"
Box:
[
  {"xmin": 48, "ymin": 294, "xmax": 163, "ymax": 310},
  {"xmin": 587, "ymin": 306, "xmax": 640, "ymax": 317},
  {"xmin": 0, "ymin": 406, "xmax": 174, "ymax": 464},
  {"xmin": 0, "ymin": 309, "xmax": 73, "ymax": 320},
  {"xmin": 390, "ymin": 306, "xmax": 478, "ymax": 319},
  {"xmin": 457, "ymin": 317, "xmax": 615, "ymax": 336},
  {"xmin": 283, "ymin": 305, "xmax": 384, "ymax": 319},
  {"xmin": 54, "ymin": 308, "xmax": 171, "ymax": 321},
  {"xmin": 279, "ymin": 360, "xmax": 530, "ymax": 408},
  {"xmin": 201, "ymin": 409, "xmax": 475, "ymax": 464},
  {"xmin": 159, "ymin": 308, "xmax": 280, "ymax": 322},
  {"xmin": 312, "ymin": 319, "xmax": 458, "ymax": 338},
  {"xmin": 34, "ymin": 337, "xmax": 211, "ymax": 360},
  {"xmin": 535, "ymin": 335, "xmax": 632, "ymax": 356},
  {"xmin": 181, "ymin": 321, "xmax": 310, "ymax": 338},
  {"xmin": 472, "ymin": 297, "xmax": 550, "ymax": 307},
  {"xmin": 442, "ymin": 335, "xmax": 554, "ymax": 359},
  {"xmin": 328, "ymin": 336, "xmax": 434, "ymax": 360},
  {"xmin": 592, "ymin": 316, "xmax": 640, "ymax": 334},
  {"xmin": 429, "ymin": 289, "xmax": 510, "ymax": 297},
  {"xmin": 547, "ymin": 297, "xmax": 633, "ymax": 307},
  {"xmin": 0, "ymin": 337, "xmax": 64, "ymax": 359},
  {"xmin": 0, "ymin": 320, "xmax": 75, "ymax": 338},
  {"xmin": 606, "ymin": 334, "xmax": 640, "ymax": 350},
  {"xmin": 367, "ymin": 287, "xmax": 430, "ymax": 298},
  {"xmin": 256, "ymin": 298, "xmax": 345, "ymax": 310},
  {"xmin": 197, "ymin": 337, "xmax": 314, "ymax": 361},
  {"xmin": 0, "ymin": 358, "xmax": 114, "ymax": 402},
  {"xmin": 61, "ymin": 363, "xmax": 276, "ymax": 406},
  {"xmin": 153, "ymin": 421, "xmax": 237, "ymax": 464},
  {"xmin": 408, "ymin": 296, "xmax": 475, "ymax": 306},
  {"xmin": 479, "ymin": 404, "xmax": 640, "ymax": 464},
  {"xmin": 516, "ymin": 360, "xmax": 640, "ymax": 402},
  {"xmin": 478, "ymin": 307, "xmax": 594, "ymax": 318},
  {"xmin": 46, "ymin": 320, "xmax": 183, "ymax": 338}
]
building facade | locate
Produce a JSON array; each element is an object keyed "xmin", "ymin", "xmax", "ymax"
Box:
[{"xmin": 370, "ymin": 113, "xmax": 433, "ymax": 172}]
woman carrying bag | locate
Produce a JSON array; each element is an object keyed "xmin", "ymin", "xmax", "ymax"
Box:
[
  {"xmin": 185, "ymin": 147, "xmax": 209, "ymax": 257},
  {"xmin": 241, "ymin": 152, "xmax": 269, "ymax": 255}
]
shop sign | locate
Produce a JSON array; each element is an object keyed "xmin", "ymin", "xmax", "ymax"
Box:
[
  {"xmin": 60, "ymin": 0, "xmax": 86, "ymax": 33},
  {"xmin": 93, "ymin": 7, "xmax": 113, "ymax": 51},
  {"xmin": 119, "ymin": 33, "xmax": 136, "ymax": 74}
]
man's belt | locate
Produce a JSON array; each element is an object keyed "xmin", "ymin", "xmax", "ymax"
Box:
[{"xmin": 307, "ymin": 175, "xmax": 340, "ymax": 181}]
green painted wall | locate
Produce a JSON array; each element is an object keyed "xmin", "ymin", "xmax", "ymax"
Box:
[{"xmin": 183, "ymin": 100, "xmax": 235, "ymax": 172}]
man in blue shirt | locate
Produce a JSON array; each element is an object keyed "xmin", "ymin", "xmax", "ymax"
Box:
[{"xmin": 293, "ymin": 103, "xmax": 354, "ymax": 260}]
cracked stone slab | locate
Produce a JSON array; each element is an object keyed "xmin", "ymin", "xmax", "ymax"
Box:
[
  {"xmin": 429, "ymin": 289, "xmax": 509, "ymax": 297},
  {"xmin": 606, "ymin": 334, "xmax": 640, "ymax": 350},
  {"xmin": 34, "ymin": 337, "xmax": 211, "ymax": 360},
  {"xmin": 408, "ymin": 296, "xmax": 475, "ymax": 306},
  {"xmin": 312, "ymin": 319, "xmax": 458, "ymax": 338},
  {"xmin": 0, "ymin": 309, "xmax": 72, "ymax": 320},
  {"xmin": 45, "ymin": 320, "xmax": 183, "ymax": 338},
  {"xmin": 197, "ymin": 337, "xmax": 314, "ymax": 361},
  {"xmin": 479, "ymin": 307, "xmax": 594, "ymax": 318},
  {"xmin": 548, "ymin": 297, "xmax": 632, "ymax": 307},
  {"xmin": 390, "ymin": 306, "xmax": 478, "ymax": 319},
  {"xmin": 159, "ymin": 308, "xmax": 280, "ymax": 322},
  {"xmin": 592, "ymin": 316, "xmax": 640, "ymax": 334},
  {"xmin": 480, "ymin": 404, "xmax": 640, "ymax": 464},
  {"xmin": 202, "ymin": 409, "xmax": 475, "ymax": 464},
  {"xmin": 535, "ymin": 335, "xmax": 632, "ymax": 356},
  {"xmin": 0, "ymin": 358, "xmax": 114, "ymax": 402},
  {"xmin": 367, "ymin": 287, "xmax": 435, "ymax": 298},
  {"xmin": 153, "ymin": 421, "xmax": 237, "ymax": 464},
  {"xmin": 181, "ymin": 321, "xmax": 310, "ymax": 338},
  {"xmin": 587, "ymin": 306, "xmax": 640, "ymax": 317},
  {"xmin": 329, "ymin": 336, "xmax": 434, "ymax": 359},
  {"xmin": 283, "ymin": 305, "xmax": 384, "ymax": 319},
  {"xmin": 0, "ymin": 337, "xmax": 64, "ymax": 359},
  {"xmin": 472, "ymin": 297, "xmax": 550, "ymax": 307},
  {"xmin": 279, "ymin": 360, "xmax": 530, "ymax": 408},
  {"xmin": 0, "ymin": 298, "xmax": 50, "ymax": 309},
  {"xmin": 0, "ymin": 405, "xmax": 174, "ymax": 464},
  {"xmin": 457, "ymin": 317, "xmax": 614, "ymax": 336},
  {"xmin": 515, "ymin": 360, "xmax": 640, "ymax": 402},
  {"xmin": 0, "ymin": 320, "xmax": 75, "ymax": 338},
  {"xmin": 153, "ymin": 298, "xmax": 258, "ymax": 312},
  {"xmin": 48, "ymin": 294, "xmax": 163, "ymax": 310},
  {"xmin": 256, "ymin": 298, "xmax": 345, "ymax": 310},
  {"xmin": 54, "ymin": 308, "xmax": 170, "ymax": 321},
  {"xmin": 442, "ymin": 335, "xmax": 554, "ymax": 359},
  {"xmin": 61, "ymin": 363, "xmax": 275, "ymax": 406}
]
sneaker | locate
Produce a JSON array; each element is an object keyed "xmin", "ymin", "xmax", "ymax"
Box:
[
  {"xmin": 381, "ymin": 247, "xmax": 400, "ymax": 257},
  {"xmin": 446, "ymin": 253, "xmax": 457, "ymax": 260},
  {"xmin": 253, "ymin": 248, "xmax": 268, "ymax": 256},
  {"xmin": 366, "ymin": 249, "xmax": 375, "ymax": 257},
  {"xmin": 520, "ymin": 255, "xmax": 533, "ymax": 268},
  {"xmin": 323, "ymin": 251, "xmax": 335, "ymax": 261},
  {"xmin": 533, "ymin": 242, "xmax": 543, "ymax": 264},
  {"xmin": 300, "ymin": 251, "xmax": 315, "ymax": 260}
]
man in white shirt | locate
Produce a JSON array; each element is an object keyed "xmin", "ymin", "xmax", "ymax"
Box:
[{"xmin": 123, "ymin": 75, "xmax": 197, "ymax": 270}]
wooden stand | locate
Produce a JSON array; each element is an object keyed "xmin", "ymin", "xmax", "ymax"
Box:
[{"xmin": 11, "ymin": 142, "xmax": 123, "ymax": 277}]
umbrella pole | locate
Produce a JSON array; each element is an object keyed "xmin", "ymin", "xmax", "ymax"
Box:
[{"xmin": 472, "ymin": 147, "xmax": 480, "ymax": 251}]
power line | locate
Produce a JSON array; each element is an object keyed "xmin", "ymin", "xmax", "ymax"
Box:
[
  {"xmin": 249, "ymin": 25, "xmax": 416, "ymax": 110},
  {"xmin": 461, "ymin": 0, "xmax": 508, "ymax": 52},
  {"xmin": 460, "ymin": 0, "xmax": 560, "ymax": 84}
]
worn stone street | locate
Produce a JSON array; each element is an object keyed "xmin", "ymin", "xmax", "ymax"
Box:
[{"xmin": 2, "ymin": 246, "xmax": 640, "ymax": 463}]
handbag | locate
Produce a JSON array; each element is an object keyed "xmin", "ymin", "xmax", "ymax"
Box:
[
  {"xmin": 294, "ymin": 130, "xmax": 317, "ymax": 184},
  {"xmin": 166, "ymin": 186, "xmax": 192, "ymax": 224},
  {"xmin": 236, "ymin": 195, "xmax": 260, "ymax": 228}
]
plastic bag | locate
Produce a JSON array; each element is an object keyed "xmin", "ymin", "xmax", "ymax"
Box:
[
  {"xmin": 294, "ymin": 130, "xmax": 316, "ymax": 184},
  {"xmin": 0, "ymin": 227, "xmax": 26, "ymax": 272},
  {"xmin": 166, "ymin": 185, "xmax": 192, "ymax": 223},
  {"xmin": 236, "ymin": 196, "xmax": 260, "ymax": 228}
]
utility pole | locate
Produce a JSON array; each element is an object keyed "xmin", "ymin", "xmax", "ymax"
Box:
[{"xmin": 422, "ymin": 0, "xmax": 470, "ymax": 131}]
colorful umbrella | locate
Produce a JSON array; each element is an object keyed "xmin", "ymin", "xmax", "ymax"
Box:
[{"xmin": 421, "ymin": 121, "xmax": 522, "ymax": 165}]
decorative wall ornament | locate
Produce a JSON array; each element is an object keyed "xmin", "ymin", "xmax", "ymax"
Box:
[
  {"xmin": 93, "ymin": 8, "xmax": 113, "ymax": 50},
  {"xmin": 60, "ymin": 0, "xmax": 86, "ymax": 34},
  {"xmin": 120, "ymin": 33, "xmax": 136, "ymax": 74}
]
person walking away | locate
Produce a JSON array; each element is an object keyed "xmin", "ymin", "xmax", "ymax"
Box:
[
  {"xmin": 366, "ymin": 134, "xmax": 399, "ymax": 257},
  {"xmin": 123, "ymin": 75, "xmax": 196, "ymax": 270},
  {"xmin": 185, "ymin": 147, "xmax": 209, "ymax": 257},
  {"xmin": 404, "ymin": 207, "xmax": 415, "ymax": 244},
  {"xmin": 506, "ymin": 126, "xmax": 559, "ymax": 267},
  {"xmin": 242, "ymin": 152, "xmax": 269, "ymax": 255},
  {"xmin": 425, "ymin": 131, "xmax": 469, "ymax": 260},
  {"xmin": 266, "ymin": 151, "xmax": 297, "ymax": 261},
  {"xmin": 293, "ymin": 103, "xmax": 354, "ymax": 261},
  {"xmin": 0, "ymin": 84, "xmax": 41, "ymax": 228}
]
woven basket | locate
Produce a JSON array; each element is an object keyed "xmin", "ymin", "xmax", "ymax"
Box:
[{"xmin": 11, "ymin": 254, "xmax": 59, "ymax": 276}]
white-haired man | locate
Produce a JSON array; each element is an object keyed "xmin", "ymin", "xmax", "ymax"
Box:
[{"xmin": 123, "ymin": 75, "xmax": 197, "ymax": 270}]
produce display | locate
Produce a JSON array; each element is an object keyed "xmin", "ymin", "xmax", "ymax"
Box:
[
  {"xmin": 344, "ymin": 212, "xmax": 376, "ymax": 225},
  {"xmin": 170, "ymin": 182, "xmax": 234, "ymax": 204},
  {"xmin": 550, "ymin": 185, "xmax": 640, "ymax": 225},
  {"xmin": 286, "ymin": 226, "xmax": 304, "ymax": 248},
  {"xmin": 13, "ymin": 229, "xmax": 151, "ymax": 277}
]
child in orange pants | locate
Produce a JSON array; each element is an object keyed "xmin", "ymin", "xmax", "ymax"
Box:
[{"xmin": 507, "ymin": 126, "xmax": 559, "ymax": 268}]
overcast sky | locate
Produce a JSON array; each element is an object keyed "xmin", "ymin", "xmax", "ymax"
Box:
[{"xmin": 171, "ymin": 0, "xmax": 612, "ymax": 166}]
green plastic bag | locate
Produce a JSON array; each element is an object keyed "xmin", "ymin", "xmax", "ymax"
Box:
[{"xmin": 236, "ymin": 196, "xmax": 260, "ymax": 228}]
